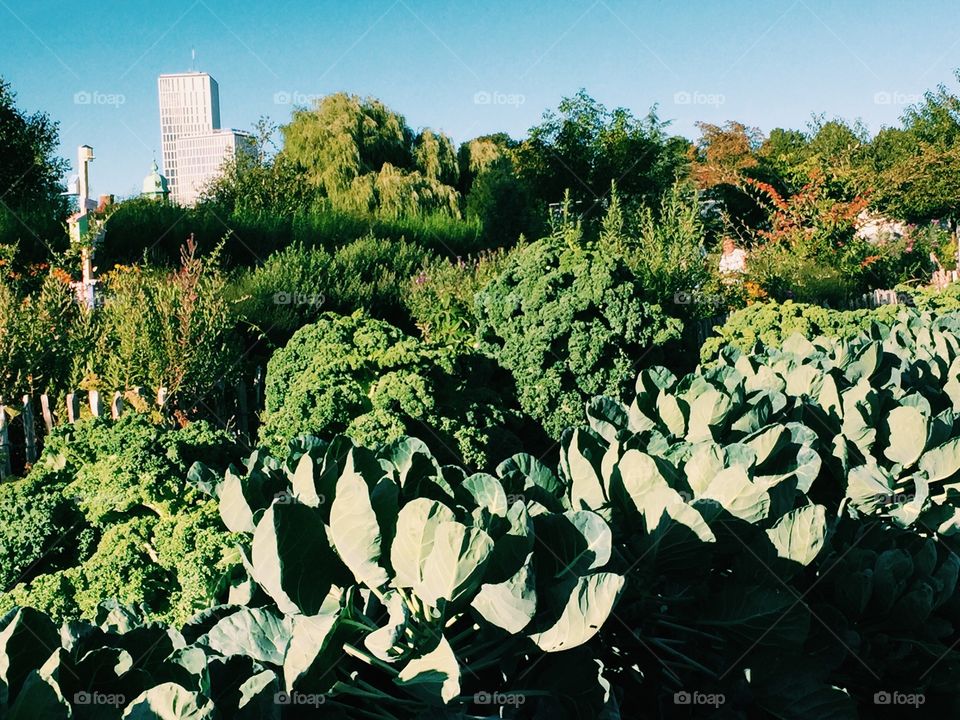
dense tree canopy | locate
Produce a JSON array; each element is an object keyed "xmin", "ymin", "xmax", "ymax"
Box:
[
  {"xmin": 516, "ymin": 89, "xmax": 690, "ymax": 217},
  {"xmin": 0, "ymin": 77, "xmax": 69, "ymax": 262}
]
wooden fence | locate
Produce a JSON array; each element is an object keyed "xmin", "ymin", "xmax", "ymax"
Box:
[{"xmin": 0, "ymin": 370, "xmax": 264, "ymax": 480}]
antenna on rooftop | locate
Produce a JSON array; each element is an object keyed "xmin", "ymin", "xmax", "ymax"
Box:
[{"xmin": 191, "ymin": 47, "xmax": 197, "ymax": 71}]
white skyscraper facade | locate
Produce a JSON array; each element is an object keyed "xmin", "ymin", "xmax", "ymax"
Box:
[
  {"xmin": 158, "ymin": 72, "xmax": 250, "ymax": 205},
  {"xmin": 175, "ymin": 129, "xmax": 254, "ymax": 206}
]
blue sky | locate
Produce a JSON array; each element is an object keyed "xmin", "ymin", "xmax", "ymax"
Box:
[{"xmin": 2, "ymin": 0, "xmax": 959, "ymax": 198}]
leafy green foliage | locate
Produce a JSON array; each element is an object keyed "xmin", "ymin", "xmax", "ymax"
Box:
[
  {"xmin": 260, "ymin": 312, "xmax": 533, "ymax": 468},
  {"xmin": 516, "ymin": 89, "xmax": 689, "ymax": 215},
  {"xmin": 403, "ymin": 249, "xmax": 510, "ymax": 345},
  {"xmin": 0, "ymin": 415, "xmax": 240, "ymax": 624},
  {"xmin": 0, "ymin": 273, "xmax": 81, "ymax": 400},
  {"xmin": 0, "ymin": 77, "xmax": 69, "ymax": 263},
  {"xmin": 85, "ymin": 243, "xmax": 242, "ymax": 414},
  {"xmin": 232, "ymin": 235, "xmax": 431, "ymax": 346},
  {"xmin": 701, "ymin": 300, "xmax": 904, "ymax": 362},
  {"xmin": 476, "ymin": 222, "xmax": 682, "ymax": 436}
]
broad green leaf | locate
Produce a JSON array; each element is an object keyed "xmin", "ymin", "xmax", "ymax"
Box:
[
  {"xmin": 458, "ymin": 473, "xmax": 508, "ymax": 518},
  {"xmin": 6, "ymin": 669, "xmax": 69, "ymax": 720},
  {"xmin": 920, "ymin": 437, "xmax": 960, "ymax": 483},
  {"xmin": 415, "ymin": 521, "xmax": 494, "ymax": 606},
  {"xmin": 687, "ymin": 388, "xmax": 733, "ymax": 442},
  {"xmin": 252, "ymin": 501, "xmax": 344, "ymax": 615},
  {"xmin": 283, "ymin": 611, "xmax": 340, "ymax": 692},
  {"xmin": 330, "ymin": 452, "xmax": 390, "ymax": 588},
  {"xmin": 884, "ymin": 405, "xmax": 928, "ymax": 468},
  {"xmin": 765, "ymin": 505, "xmax": 828, "ymax": 566},
  {"xmin": 0, "ymin": 608, "xmax": 60, "ymax": 707},
  {"xmin": 529, "ymin": 573, "xmax": 624, "ymax": 652},
  {"xmin": 202, "ymin": 608, "xmax": 293, "ymax": 666},
  {"xmin": 586, "ymin": 396, "xmax": 629, "ymax": 442},
  {"xmin": 472, "ymin": 554, "xmax": 537, "ymax": 633},
  {"xmin": 561, "ymin": 429, "xmax": 608, "ymax": 511},
  {"xmin": 656, "ymin": 391, "xmax": 686, "ymax": 438},
  {"xmin": 684, "ymin": 443, "xmax": 725, "ymax": 497},
  {"xmin": 122, "ymin": 683, "xmax": 216, "ymax": 719},
  {"xmin": 391, "ymin": 499, "xmax": 456, "ymax": 589},
  {"xmin": 395, "ymin": 636, "xmax": 459, "ymax": 704},
  {"xmin": 700, "ymin": 467, "xmax": 770, "ymax": 523}
]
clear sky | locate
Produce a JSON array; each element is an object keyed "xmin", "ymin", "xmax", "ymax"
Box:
[{"xmin": 2, "ymin": 0, "xmax": 959, "ymax": 198}]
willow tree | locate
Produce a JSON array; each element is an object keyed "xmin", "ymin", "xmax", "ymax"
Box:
[
  {"xmin": 413, "ymin": 128, "xmax": 459, "ymax": 187},
  {"xmin": 280, "ymin": 93, "xmax": 413, "ymax": 196}
]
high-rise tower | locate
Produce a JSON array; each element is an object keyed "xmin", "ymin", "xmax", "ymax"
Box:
[{"xmin": 157, "ymin": 72, "xmax": 221, "ymax": 204}]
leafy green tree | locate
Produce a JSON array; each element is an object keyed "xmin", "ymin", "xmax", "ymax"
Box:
[
  {"xmin": 0, "ymin": 77, "xmax": 69, "ymax": 262},
  {"xmin": 413, "ymin": 128, "xmax": 459, "ymax": 187},
  {"xmin": 516, "ymin": 90, "xmax": 688, "ymax": 217},
  {"xmin": 202, "ymin": 117, "xmax": 318, "ymax": 215},
  {"xmin": 861, "ymin": 75, "xmax": 960, "ymax": 223},
  {"xmin": 280, "ymin": 93, "xmax": 413, "ymax": 196}
]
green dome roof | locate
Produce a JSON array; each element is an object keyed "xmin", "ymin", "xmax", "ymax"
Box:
[{"xmin": 142, "ymin": 160, "xmax": 169, "ymax": 196}]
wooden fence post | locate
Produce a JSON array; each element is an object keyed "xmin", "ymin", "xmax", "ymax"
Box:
[
  {"xmin": 40, "ymin": 394, "xmax": 55, "ymax": 432},
  {"xmin": 253, "ymin": 366, "xmax": 264, "ymax": 410},
  {"xmin": 22, "ymin": 396, "xmax": 36, "ymax": 464},
  {"xmin": 236, "ymin": 378, "xmax": 249, "ymax": 438},
  {"xmin": 0, "ymin": 407, "xmax": 10, "ymax": 479},
  {"xmin": 66, "ymin": 393, "xmax": 80, "ymax": 424},
  {"xmin": 214, "ymin": 381, "xmax": 226, "ymax": 426},
  {"xmin": 89, "ymin": 390, "xmax": 103, "ymax": 418},
  {"xmin": 111, "ymin": 392, "xmax": 124, "ymax": 419}
]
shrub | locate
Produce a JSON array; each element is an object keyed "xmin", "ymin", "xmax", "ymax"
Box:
[
  {"xmin": 101, "ymin": 199, "xmax": 486, "ymax": 269},
  {"xmin": 260, "ymin": 311, "xmax": 532, "ymax": 468},
  {"xmin": 476, "ymin": 225, "xmax": 682, "ymax": 436},
  {"xmin": 324, "ymin": 234, "xmax": 432, "ymax": 329},
  {"xmin": 604, "ymin": 182, "xmax": 711, "ymax": 316},
  {"xmin": 88, "ymin": 242, "xmax": 242, "ymax": 414},
  {"xmin": 700, "ymin": 299, "xmax": 906, "ymax": 362},
  {"xmin": 229, "ymin": 243, "xmax": 333, "ymax": 346},
  {"xmin": 0, "ymin": 272, "xmax": 82, "ymax": 402},
  {"xmin": 746, "ymin": 241, "xmax": 854, "ymax": 305},
  {"xmin": 404, "ymin": 249, "xmax": 510, "ymax": 344},
  {"xmin": 0, "ymin": 414, "xmax": 240, "ymax": 624}
]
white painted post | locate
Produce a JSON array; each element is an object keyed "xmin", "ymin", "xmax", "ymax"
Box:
[
  {"xmin": 89, "ymin": 390, "xmax": 102, "ymax": 418},
  {"xmin": 40, "ymin": 394, "xmax": 55, "ymax": 432},
  {"xmin": 111, "ymin": 392, "xmax": 124, "ymax": 419}
]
